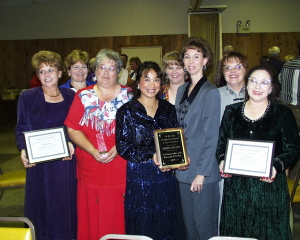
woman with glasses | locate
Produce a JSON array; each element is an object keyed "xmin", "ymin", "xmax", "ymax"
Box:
[
  {"xmin": 64, "ymin": 48, "xmax": 132, "ymax": 240},
  {"xmin": 218, "ymin": 51, "xmax": 248, "ymax": 119},
  {"xmin": 216, "ymin": 65, "xmax": 300, "ymax": 240},
  {"xmin": 60, "ymin": 49, "xmax": 95, "ymax": 91}
]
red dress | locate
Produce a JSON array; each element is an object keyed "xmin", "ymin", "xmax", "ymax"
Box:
[{"xmin": 65, "ymin": 85, "xmax": 131, "ymax": 240}]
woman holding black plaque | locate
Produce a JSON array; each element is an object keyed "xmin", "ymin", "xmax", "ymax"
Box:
[
  {"xmin": 15, "ymin": 50, "xmax": 77, "ymax": 240},
  {"xmin": 216, "ymin": 65, "xmax": 300, "ymax": 240},
  {"xmin": 116, "ymin": 61, "xmax": 178, "ymax": 240}
]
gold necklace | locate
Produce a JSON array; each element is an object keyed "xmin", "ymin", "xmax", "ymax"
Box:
[{"xmin": 42, "ymin": 87, "xmax": 61, "ymax": 97}]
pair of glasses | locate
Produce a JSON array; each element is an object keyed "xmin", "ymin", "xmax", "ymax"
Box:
[
  {"xmin": 223, "ymin": 64, "xmax": 244, "ymax": 72},
  {"xmin": 248, "ymin": 77, "xmax": 272, "ymax": 88},
  {"xmin": 97, "ymin": 65, "xmax": 116, "ymax": 73}
]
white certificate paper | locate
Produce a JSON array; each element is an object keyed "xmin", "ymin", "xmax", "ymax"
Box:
[
  {"xmin": 24, "ymin": 127, "xmax": 70, "ymax": 164},
  {"xmin": 224, "ymin": 139, "xmax": 274, "ymax": 177}
]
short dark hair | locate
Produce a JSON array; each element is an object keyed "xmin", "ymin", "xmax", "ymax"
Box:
[
  {"xmin": 244, "ymin": 65, "xmax": 280, "ymax": 103},
  {"xmin": 134, "ymin": 61, "xmax": 162, "ymax": 99},
  {"xmin": 121, "ymin": 54, "xmax": 128, "ymax": 61},
  {"xmin": 130, "ymin": 57, "xmax": 142, "ymax": 66}
]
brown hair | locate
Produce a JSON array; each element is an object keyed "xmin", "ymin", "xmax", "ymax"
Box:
[
  {"xmin": 32, "ymin": 50, "xmax": 63, "ymax": 74},
  {"xmin": 179, "ymin": 37, "xmax": 214, "ymax": 69}
]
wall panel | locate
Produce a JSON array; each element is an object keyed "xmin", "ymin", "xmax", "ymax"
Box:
[{"xmin": 0, "ymin": 32, "xmax": 299, "ymax": 91}]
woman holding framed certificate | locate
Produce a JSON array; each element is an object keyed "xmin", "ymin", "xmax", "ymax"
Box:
[
  {"xmin": 15, "ymin": 51, "xmax": 77, "ymax": 240},
  {"xmin": 216, "ymin": 65, "xmax": 300, "ymax": 240}
]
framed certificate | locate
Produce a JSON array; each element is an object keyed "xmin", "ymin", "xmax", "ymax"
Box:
[
  {"xmin": 154, "ymin": 127, "xmax": 188, "ymax": 169},
  {"xmin": 23, "ymin": 127, "xmax": 70, "ymax": 164},
  {"xmin": 224, "ymin": 139, "xmax": 275, "ymax": 178}
]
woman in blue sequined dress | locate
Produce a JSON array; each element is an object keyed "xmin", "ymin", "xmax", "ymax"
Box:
[{"xmin": 116, "ymin": 61, "xmax": 178, "ymax": 240}]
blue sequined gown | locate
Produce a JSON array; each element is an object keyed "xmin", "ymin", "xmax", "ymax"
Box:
[{"xmin": 116, "ymin": 97, "xmax": 178, "ymax": 240}]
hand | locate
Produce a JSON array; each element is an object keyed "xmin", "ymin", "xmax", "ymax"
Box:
[
  {"xmin": 260, "ymin": 167, "xmax": 277, "ymax": 183},
  {"xmin": 62, "ymin": 142, "xmax": 75, "ymax": 161},
  {"xmin": 20, "ymin": 149, "xmax": 35, "ymax": 168},
  {"xmin": 101, "ymin": 146, "xmax": 118, "ymax": 164},
  {"xmin": 178, "ymin": 157, "xmax": 191, "ymax": 171},
  {"xmin": 190, "ymin": 175, "xmax": 205, "ymax": 193},
  {"xmin": 152, "ymin": 153, "xmax": 171, "ymax": 172},
  {"xmin": 219, "ymin": 160, "xmax": 232, "ymax": 178},
  {"xmin": 92, "ymin": 146, "xmax": 118, "ymax": 164}
]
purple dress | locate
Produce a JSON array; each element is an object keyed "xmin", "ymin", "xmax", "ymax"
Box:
[{"xmin": 15, "ymin": 87, "xmax": 77, "ymax": 240}]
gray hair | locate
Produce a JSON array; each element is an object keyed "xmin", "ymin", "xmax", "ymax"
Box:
[
  {"xmin": 94, "ymin": 48, "xmax": 123, "ymax": 74},
  {"xmin": 223, "ymin": 45, "xmax": 234, "ymax": 53},
  {"xmin": 268, "ymin": 46, "xmax": 280, "ymax": 58}
]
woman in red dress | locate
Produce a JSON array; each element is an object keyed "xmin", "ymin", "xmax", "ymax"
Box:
[{"xmin": 65, "ymin": 48, "xmax": 132, "ymax": 240}]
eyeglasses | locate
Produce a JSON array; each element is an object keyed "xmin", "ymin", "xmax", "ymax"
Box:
[
  {"xmin": 223, "ymin": 64, "xmax": 244, "ymax": 72},
  {"xmin": 97, "ymin": 65, "xmax": 116, "ymax": 74},
  {"xmin": 248, "ymin": 77, "xmax": 272, "ymax": 88}
]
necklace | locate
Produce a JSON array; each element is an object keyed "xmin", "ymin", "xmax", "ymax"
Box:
[{"xmin": 42, "ymin": 88, "xmax": 61, "ymax": 97}]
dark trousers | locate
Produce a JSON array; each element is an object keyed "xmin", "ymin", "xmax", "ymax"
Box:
[{"xmin": 179, "ymin": 181, "xmax": 220, "ymax": 240}]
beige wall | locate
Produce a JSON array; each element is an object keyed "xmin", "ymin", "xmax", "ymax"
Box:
[
  {"xmin": 0, "ymin": 0, "xmax": 299, "ymax": 40},
  {"xmin": 202, "ymin": 0, "xmax": 300, "ymax": 33}
]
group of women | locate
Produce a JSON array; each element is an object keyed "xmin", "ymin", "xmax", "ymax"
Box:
[{"xmin": 15, "ymin": 37, "xmax": 300, "ymax": 240}]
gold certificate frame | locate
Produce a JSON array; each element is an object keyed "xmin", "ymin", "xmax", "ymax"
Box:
[
  {"xmin": 154, "ymin": 127, "xmax": 188, "ymax": 169},
  {"xmin": 224, "ymin": 138, "xmax": 275, "ymax": 178},
  {"xmin": 24, "ymin": 126, "xmax": 70, "ymax": 164}
]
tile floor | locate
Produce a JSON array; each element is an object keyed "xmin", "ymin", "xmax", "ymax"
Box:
[{"xmin": 1, "ymin": 119, "xmax": 300, "ymax": 239}]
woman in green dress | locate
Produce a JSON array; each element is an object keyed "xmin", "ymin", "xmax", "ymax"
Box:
[{"xmin": 216, "ymin": 65, "xmax": 300, "ymax": 240}]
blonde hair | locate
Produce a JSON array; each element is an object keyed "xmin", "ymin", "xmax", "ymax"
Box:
[
  {"xmin": 64, "ymin": 49, "xmax": 89, "ymax": 71},
  {"xmin": 32, "ymin": 50, "xmax": 63, "ymax": 74},
  {"xmin": 285, "ymin": 55, "xmax": 295, "ymax": 62},
  {"xmin": 162, "ymin": 51, "xmax": 182, "ymax": 70}
]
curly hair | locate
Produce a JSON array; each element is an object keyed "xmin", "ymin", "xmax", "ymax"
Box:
[
  {"xmin": 179, "ymin": 37, "xmax": 214, "ymax": 69},
  {"xmin": 32, "ymin": 50, "xmax": 63, "ymax": 74},
  {"xmin": 94, "ymin": 48, "xmax": 123, "ymax": 74},
  {"xmin": 64, "ymin": 49, "xmax": 89, "ymax": 72},
  {"xmin": 244, "ymin": 65, "xmax": 281, "ymax": 103}
]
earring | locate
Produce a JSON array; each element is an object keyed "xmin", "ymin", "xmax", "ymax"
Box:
[
  {"xmin": 137, "ymin": 85, "xmax": 140, "ymax": 90},
  {"xmin": 184, "ymin": 67, "xmax": 187, "ymax": 72},
  {"xmin": 268, "ymin": 90, "xmax": 272, "ymax": 94},
  {"xmin": 203, "ymin": 65, "xmax": 207, "ymax": 71}
]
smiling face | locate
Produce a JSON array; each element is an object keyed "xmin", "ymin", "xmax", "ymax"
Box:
[
  {"xmin": 130, "ymin": 61, "xmax": 139, "ymax": 72},
  {"xmin": 165, "ymin": 62, "xmax": 185, "ymax": 86},
  {"xmin": 247, "ymin": 70, "xmax": 272, "ymax": 103},
  {"xmin": 138, "ymin": 69, "xmax": 161, "ymax": 100},
  {"xmin": 183, "ymin": 48, "xmax": 208, "ymax": 78},
  {"xmin": 95, "ymin": 58, "xmax": 118, "ymax": 88},
  {"xmin": 68, "ymin": 61, "xmax": 88, "ymax": 83},
  {"xmin": 223, "ymin": 58, "xmax": 246, "ymax": 89},
  {"xmin": 37, "ymin": 63, "xmax": 61, "ymax": 87}
]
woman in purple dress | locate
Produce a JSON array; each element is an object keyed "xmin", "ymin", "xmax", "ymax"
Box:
[{"xmin": 15, "ymin": 50, "xmax": 77, "ymax": 240}]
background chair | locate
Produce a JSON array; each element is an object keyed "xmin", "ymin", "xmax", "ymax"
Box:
[
  {"xmin": 0, "ymin": 217, "xmax": 36, "ymax": 240},
  {"xmin": 287, "ymin": 168, "xmax": 300, "ymax": 203},
  {"xmin": 100, "ymin": 234, "xmax": 153, "ymax": 240},
  {"xmin": 0, "ymin": 167, "xmax": 26, "ymax": 201}
]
